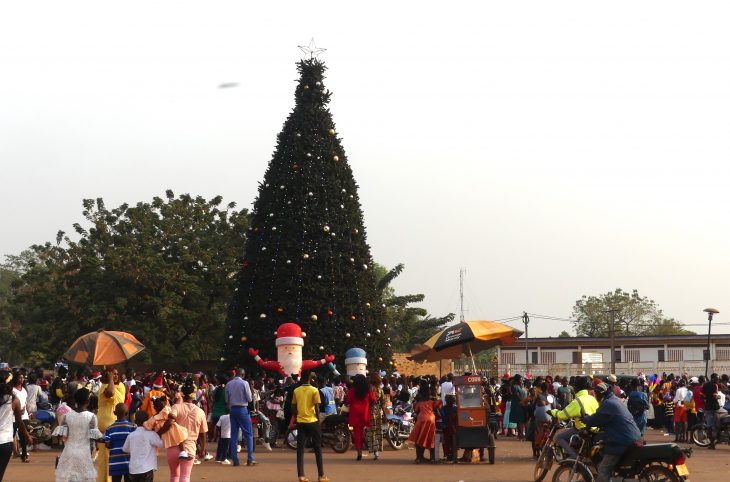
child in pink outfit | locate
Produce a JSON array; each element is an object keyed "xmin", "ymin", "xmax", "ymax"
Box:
[{"xmin": 143, "ymin": 396, "xmax": 190, "ymax": 459}]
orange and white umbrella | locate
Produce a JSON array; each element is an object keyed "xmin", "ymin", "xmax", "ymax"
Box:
[{"xmin": 64, "ymin": 330, "xmax": 145, "ymax": 367}]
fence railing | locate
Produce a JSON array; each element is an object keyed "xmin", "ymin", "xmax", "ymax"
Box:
[
  {"xmin": 493, "ymin": 361, "xmax": 730, "ymax": 378},
  {"xmin": 415, "ymin": 359, "xmax": 730, "ymax": 378}
]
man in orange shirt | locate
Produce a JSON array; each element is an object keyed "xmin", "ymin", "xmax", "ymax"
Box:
[{"xmin": 141, "ymin": 373, "xmax": 166, "ymax": 417}]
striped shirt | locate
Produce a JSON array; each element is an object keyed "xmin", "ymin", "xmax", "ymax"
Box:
[{"xmin": 104, "ymin": 418, "xmax": 136, "ymax": 476}]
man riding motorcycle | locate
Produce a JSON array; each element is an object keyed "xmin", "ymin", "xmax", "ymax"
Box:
[
  {"xmin": 549, "ymin": 376, "xmax": 599, "ymax": 458},
  {"xmin": 582, "ymin": 383, "xmax": 642, "ymax": 482}
]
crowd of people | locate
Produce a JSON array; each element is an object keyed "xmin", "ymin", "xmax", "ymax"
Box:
[{"xmin": 1, "ymin": 362, "xmax": 730, "ymax": 482}]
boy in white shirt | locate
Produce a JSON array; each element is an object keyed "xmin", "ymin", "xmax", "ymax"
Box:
[
  {"xmin": 123, "ymin": 411, "xmax": 164, "ymax": 482},
  {"xmin": 215, "ymin": 410, "xmax": 231, "ymax": 464}
]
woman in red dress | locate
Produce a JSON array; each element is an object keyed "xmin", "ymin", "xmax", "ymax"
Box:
[
  {"xmin": 345, "ymin": 374, "xmax": 375, "ymax": 461},
  {"xmin": 408, "ymin": 381, "xmax": 442, "ymax": 464}
]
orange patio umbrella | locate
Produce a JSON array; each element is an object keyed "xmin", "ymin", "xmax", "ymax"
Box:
[
  {"xmin": 64, "ymin": 330, "xmax": 145, "ymax": 367},
  {"xmin": 408, "ymin": 320, "xmax": 523, "ymax": 368}
]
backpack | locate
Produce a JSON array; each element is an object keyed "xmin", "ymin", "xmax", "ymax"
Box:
[{"xmin": 628, "ymin": 395, "xmax": 649, "ymax": 417}]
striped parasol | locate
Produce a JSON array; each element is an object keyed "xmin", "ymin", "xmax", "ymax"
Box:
[{"xmin": 64, "ymin": 330, "xmax": 145, "ymax": 367}]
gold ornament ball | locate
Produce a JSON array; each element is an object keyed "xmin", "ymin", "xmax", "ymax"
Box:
[
  {"xmin": 241, "ymin": 336, "xmax": 247, "ymax": 342},
  {"xmin": 333, "ymin": 155, "xmax": 339, "ymax": 162},
  {"xmin": 378, "ymin": 357, "xmax": 383, "ymax": 362},
  {"xmin": 311, "ymin": 314, "xmax": 318, "ymax": 321},
  {"xmin": 328, "ymin": 128, "xmax": 336, "ymax": 135},
  {"xmin": 303, "ymin": 85, "xmax": 310, "ymax": 90}
]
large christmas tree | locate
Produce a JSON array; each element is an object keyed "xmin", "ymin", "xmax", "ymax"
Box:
[{"xmin": 225, "ymin": 53, "xmax": 391, "ymax": 372}]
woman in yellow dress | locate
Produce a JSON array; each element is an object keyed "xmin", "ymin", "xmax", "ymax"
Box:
[{"xmin": 96, "ymin": 368, "xmax": 126, "ymax": 482}]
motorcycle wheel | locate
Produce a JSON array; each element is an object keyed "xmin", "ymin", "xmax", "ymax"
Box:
[
  {"xmin": 641, "ymin": 465, "xmax": 680, "ymax": 482},
  {"xmin": 551, "ymin": 463, "xmax": 593, "ymax": 482},
  {"xmin": 285, "ymin": 428, "xmax": 298, "ymax": 450},
  {"xmin": 534, "ymin": 445, "xmax": 554, "ymax": 482},
  {"xmin": 690, "ymin": 425, "xmax": 710, "ymax": 447},
  {"xmin": 331, "ymin": 425, "xmax": 352, "ymax": 454},
  {"xmin": 386, "ymin": 422, "xmax": 403, "ymax": 450}
]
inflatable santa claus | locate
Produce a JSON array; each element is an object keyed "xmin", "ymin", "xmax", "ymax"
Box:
[{"xmin": 248, "ymin": 322, "xmax": 335, "ymax": 377}]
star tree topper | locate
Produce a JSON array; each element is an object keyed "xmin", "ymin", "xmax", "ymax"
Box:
[{"xmin": 298, "ymin": 38, "xmax": 326, "ymax": 59}]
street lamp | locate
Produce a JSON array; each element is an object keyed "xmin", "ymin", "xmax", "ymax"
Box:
[{"xmin": 704, "ymin": 307, "xmax": 719, "ymax": 378}]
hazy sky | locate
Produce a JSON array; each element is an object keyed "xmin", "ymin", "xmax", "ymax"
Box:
[{"xmin": 2, "ymin": 1, "xmax": 729, "ymax": 337}]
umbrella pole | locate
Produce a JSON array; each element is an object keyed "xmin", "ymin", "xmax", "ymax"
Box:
[{"xmin": 468, "ymin": 343, "xmax": 477, "ymax": 374}]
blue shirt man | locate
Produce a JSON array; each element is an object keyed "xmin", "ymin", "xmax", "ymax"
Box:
[
  {"xmin": 627, "ymin": 380, "xmax": 649, "ymax": 435},
  {"xmin": 319, "ymin": 382, "xmax": 337, "ymax": 416},
  {"xmin": 583, "ymin": 384, "xmax": 641, "ymax": 482},
  {"xmin": 225, "ymin": 369, "xmax": 256, "ymax": 466}
]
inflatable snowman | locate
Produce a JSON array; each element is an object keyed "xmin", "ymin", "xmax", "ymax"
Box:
[{"xmin": 344, "ymin": 347, "xmax": 368, "ymax": 376}]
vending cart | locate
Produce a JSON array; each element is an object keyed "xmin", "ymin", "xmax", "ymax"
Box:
[{"xmin": 452, "ymin": 375, "xmax": 495, "ymax": 464}]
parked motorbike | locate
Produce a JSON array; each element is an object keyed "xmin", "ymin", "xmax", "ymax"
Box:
[
  {"xmin": 690, "ymin": 409, "xmax": 730, "ymax": 448},
  {"xmin": 29, "ymin": 409, "xmax": 56, "ymax": 445},
  {"xmin": 385, "ymin": 403, "xmax": 414, "ymax": 450},
  {"xmin": 285, "ymin": 414, "xmax": 351, "ymax": 453},
  {"xmin": 534, "ymin": 419, "xmax": 569, "ymax": 482},
  {"xmin": 552, "ymin": 428, "xmax": 692, "ymax": 482},
  {"xmin": 250, "ymin": 411, "xmax": 277, "ymax": 449}
]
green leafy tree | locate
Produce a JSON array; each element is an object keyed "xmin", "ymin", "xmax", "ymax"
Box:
[
  {"xmin": 375, "ymin": 263, "xmax": 454, "ymax": 352},
  {"xmin": 558, "ymin": 330, "xmax": 572, "ymax": 338},
  {"xmin": 571, "ymin": 288, "xmax": 694, "ymax": 337},
  {"xmin": 6, "ymin": 192, "xmax": 249, "ymax": 365},
  {"xmin": 0, "ymin": 253, "xmax": 31, "ymax": 364},
  {"xmin": 225, "ymin": 58, "xmax": 390, "ymax": 370}
]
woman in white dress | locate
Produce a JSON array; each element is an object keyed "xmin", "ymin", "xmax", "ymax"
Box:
[{"xmin": 54, "ymin": 388, "xmax": 103, "ymax": 482}]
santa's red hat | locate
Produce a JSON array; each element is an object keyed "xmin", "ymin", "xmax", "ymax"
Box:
[
  {"xmin": 152, "ymin": 373, "xmax": 165, "ymax": 388},
  {"xmin": 276, "ymin": 323, "xmax": 304, "ymax": 347}
]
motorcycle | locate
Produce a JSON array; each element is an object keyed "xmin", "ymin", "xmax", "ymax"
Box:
[
  {"xmin": 250, "ymin": 411, "xmax": 277, "ymax": 449},
  {"xmin": 552, "ymin": 428, "xmax": 692, "ymax": 482},
  {"xmin": 29, "ymin": 409, "xmax": 56, "ymax": 446},
  {"xmin": 534, "ymin": 419, "xmax": 569, "ymax": 482},
  {"xmin": 690, "ymin": 409, "xmax": 730, "ymax": 448},
  {"xmin": 385, "ymin": 403, "xmax": 414, "ymax": 450},
  {"xmin": 285, "ymin": 413, "xmax": 352, "ymax": 454}
]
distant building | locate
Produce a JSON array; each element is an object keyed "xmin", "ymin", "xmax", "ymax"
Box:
[{"xmin": 495, "ymin": 334, "xmax": 730, "ymax": 377}]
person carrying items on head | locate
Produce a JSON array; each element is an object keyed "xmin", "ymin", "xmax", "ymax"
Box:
[{"xmin": 548, "ymin": 375, "xmax": 599, "ymax": 459}]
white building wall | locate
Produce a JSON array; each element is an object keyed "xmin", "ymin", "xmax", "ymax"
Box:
[
  {"xmin": 683, "ymin": 347, "xmax": 705, "ymax": 361},
  {"xmin": 498, "ymin": 342, "xmax": 721, "ymax": 374},
  {"xmin": 504, "ymin": 346, "xmax": 710, "ymax": 364}
]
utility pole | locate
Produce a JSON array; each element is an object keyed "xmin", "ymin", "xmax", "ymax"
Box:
[
  {"xmin": 523, "ymin": 311, "xmax": 530, "ymax": 376},
  {"xmin": 459, "ymin": 268, "xmax": 466, "ymax": 323},
  {"xmin": 604, "ymin": 309, "xmax": 619, "ymax": 374}
]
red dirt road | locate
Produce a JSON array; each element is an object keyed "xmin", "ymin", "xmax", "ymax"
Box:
[{"xmin": 5, "ymin": 431, "xmax": 728, "ymax": 482}]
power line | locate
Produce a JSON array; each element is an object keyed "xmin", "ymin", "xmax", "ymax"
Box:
[
  {"xmin": 486, "ymin": 312, "xmax": 728, "ymax": 329},
  {"xmin": 525, "ymin": 312, "xmax": 729, "ymax": 328}
]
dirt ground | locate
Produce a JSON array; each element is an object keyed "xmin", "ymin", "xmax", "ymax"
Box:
[{"xmin": 5, "ymin": 430, "xmax": 729, "ymax": 482}]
